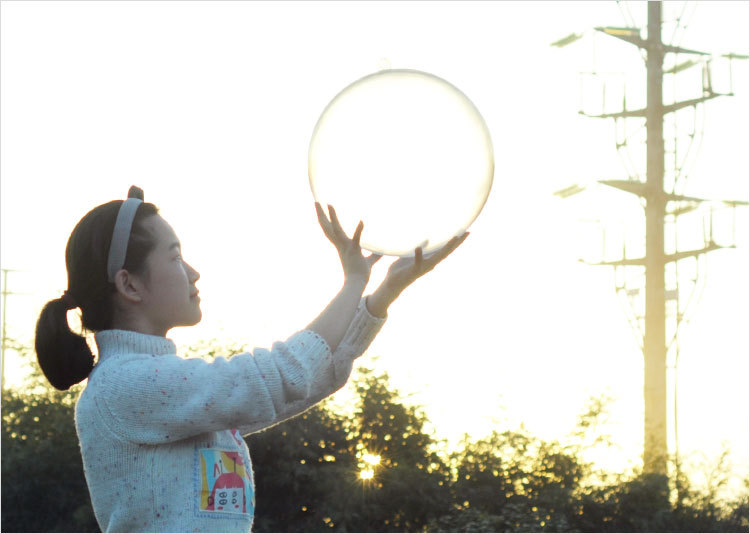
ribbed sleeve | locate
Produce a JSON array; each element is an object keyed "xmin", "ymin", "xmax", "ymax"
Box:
[
  {"xmin": 94, "ymin": 330, "xmax": 329, "ymax": 444},
  {"xmin": 93, "ymin": 296, "xmax": 386, "ymax": 443},
  {"xmin": 236, "ymin": 295, "xmax": 387, "ymax": 435}
]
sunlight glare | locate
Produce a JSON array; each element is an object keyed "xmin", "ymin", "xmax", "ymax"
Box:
[
  {"xmin": 359, "ymin": 468, "xmax": 374, "ymax": 480},
  {"xmin": 362, "ymin": 453, "xmax": 381, "ymax": 466}
]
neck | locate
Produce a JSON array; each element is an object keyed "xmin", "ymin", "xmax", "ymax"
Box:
[{"xmin": 111, "ymin": 308, "xmax": 168, "ymax": 338}]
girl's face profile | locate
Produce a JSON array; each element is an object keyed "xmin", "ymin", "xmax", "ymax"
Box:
[{"xmin": 138, "ymin": 215, "xmax": 202, "ymax": 335}]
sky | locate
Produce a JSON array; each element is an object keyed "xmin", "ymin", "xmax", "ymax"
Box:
[{"xmin": 1, "ymin": 1, "xmax": 748, "ymax": 494}]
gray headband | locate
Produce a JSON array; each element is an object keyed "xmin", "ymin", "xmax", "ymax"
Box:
[{"xmin": 107, "ymin": 187, "xmax": 144, "ymax": 283}]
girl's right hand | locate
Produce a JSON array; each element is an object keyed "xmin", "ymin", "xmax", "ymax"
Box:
[{"xmin": 315, "ymin": 203, "xmax": 382, "ymax": 285}]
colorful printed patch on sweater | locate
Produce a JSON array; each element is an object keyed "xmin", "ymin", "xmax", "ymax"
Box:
[{"xmin": 198, "ymin": 447, "xmax": 252, "ymax": 514}]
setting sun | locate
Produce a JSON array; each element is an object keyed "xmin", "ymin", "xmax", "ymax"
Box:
[{"xmin": 308, "ymin": 69, "xmax": 494, "ymax": 257}]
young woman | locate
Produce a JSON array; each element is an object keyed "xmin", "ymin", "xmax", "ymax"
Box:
[{"xmin": 35, "ymin": 186, "xmax": 468, "ymax": 532}]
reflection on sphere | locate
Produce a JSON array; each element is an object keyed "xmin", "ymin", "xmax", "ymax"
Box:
[{"xmin": 309, "ymin": 69, "xmax": 494, "ymax": 257}]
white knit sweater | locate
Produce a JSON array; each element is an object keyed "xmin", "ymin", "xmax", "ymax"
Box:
[{"xmin": 75, "ymin": 296, "xmax": 386, "ymax": 533}]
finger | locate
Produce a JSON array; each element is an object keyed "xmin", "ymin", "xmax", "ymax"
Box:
[
  {"xmin": 440, "ymin": 232, "xmax": 469, "ymax": 256},
  {"xmin": 327, "ymin": 205, "xmax": 348, "ymax": 241},
  {"xmin": 314, "ymin": 201, "xmax": 325, "ymax": 222},
  {"xmin": 367, "ymin": 253, "xmax": 383, "ymax": 267},
  {"xmin": 314, "ymin": 202, "xmax": 335, "ymax": 242},
  {"xmin": 424, "ymin": 232, "xmax": 469, "ymax": 268},
  {"xmin": 352, "ymin": 220, "xmax": 364, "ymax": 248},
  {"xmin": 414, "ymin": 246, "xmax": 423, "ymax": 272},
  {"xmin": 315, "ymin": 202, "xmax": 331, "ymax": 230}
]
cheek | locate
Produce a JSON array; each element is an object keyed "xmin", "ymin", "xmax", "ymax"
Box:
[
  {"xmin": 171, "ymin": 263, "xmax": 190, "ymax": 293},
  {"xmin": 150, "ymin": 263, "xmax": 189, "ymax": 299}
]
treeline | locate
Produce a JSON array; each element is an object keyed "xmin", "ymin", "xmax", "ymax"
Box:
[{"xmin": 1, "ymin": 343, "xmax": 747, "ymax": 532}]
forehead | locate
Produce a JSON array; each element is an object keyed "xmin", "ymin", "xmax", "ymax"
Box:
[{"xmin": 143, "ymin": 215, "xmax": 179, "ymax": 248}]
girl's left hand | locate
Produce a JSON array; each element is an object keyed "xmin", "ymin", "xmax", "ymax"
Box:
[
  {"xmin": 381, "ymin": 233, "xmax": 470, "ymax": 296},
  {"xmin": 315, "ymin": 202, "xmax": 383, "ymax": 285}
]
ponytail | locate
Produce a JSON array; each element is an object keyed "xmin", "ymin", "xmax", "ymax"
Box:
[{"xmin": 35, "ymin": 297, "xmax": 94, "ymax": 391}]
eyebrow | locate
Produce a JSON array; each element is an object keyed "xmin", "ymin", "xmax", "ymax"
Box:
[{"xmin": 168, "ymin": 241, "xmax": 181, "ymax": 252}]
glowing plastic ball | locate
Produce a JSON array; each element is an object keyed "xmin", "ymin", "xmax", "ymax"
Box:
[{"xmin": 308, "ymin": 69, "xmax": 494, "ymax": 257}]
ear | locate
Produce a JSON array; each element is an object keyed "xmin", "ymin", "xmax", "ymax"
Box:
[{"xmin": 113, "ymin": 269, "xmax": 144, "ymax": 303}]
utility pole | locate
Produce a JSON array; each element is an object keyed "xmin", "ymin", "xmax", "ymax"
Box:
[
  {"xmin": 1, "ymin": 268, "xmax": 21, "ymax": 393},
  {"xmin": 643, "ymin": 0, "xmax": 667, "ymax": 477},
  {"xmin": 553, "ymin": 2, "xmax": 748, "ymax": 477}
]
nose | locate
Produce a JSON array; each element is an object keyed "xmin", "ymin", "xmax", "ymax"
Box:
[{"xmin": 185, "ymin": 261, "xmax": 200, "ymax": 283}]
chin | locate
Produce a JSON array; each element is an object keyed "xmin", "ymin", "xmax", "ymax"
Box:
[
  {"xmin": 177, "ymin": 309, "xmax": 202, "ymax": 328},
  {"xmin": 189, "ymin": 298, "xmax": 203, "ymax": 323},
  {"xmin": 189, "ymin": 309, "xmax": 203, "ymax": 325}
]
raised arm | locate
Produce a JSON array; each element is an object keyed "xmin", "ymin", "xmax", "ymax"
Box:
[
  {"xmin": 304, "ymin": 203, "xmax": 381, "ymax": 353},
  {"xmin": 304, "ymin": 277, "xmax": 368, "ymax": 354}
]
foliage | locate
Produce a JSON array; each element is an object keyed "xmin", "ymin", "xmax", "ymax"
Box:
[
  {"xmin": 246, "ymin": 367, "xmax": 452, "ymax": 532},
  {"xmin": 1, "ymin": 341, "xmax": 748, "ymax": 533},
  {"xmin": 1, "ymin": 364, "xmax": 97, "ymax": 532}
]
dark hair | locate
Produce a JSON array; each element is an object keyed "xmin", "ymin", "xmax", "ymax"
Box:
[{"xmin": 34, "ymin": 195, "xmax": 159, "ymax": 390}]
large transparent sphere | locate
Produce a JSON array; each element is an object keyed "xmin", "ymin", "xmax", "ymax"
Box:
[{"xmin": 308, "ymin": 69, "xmax": 494, "ymax": 257}]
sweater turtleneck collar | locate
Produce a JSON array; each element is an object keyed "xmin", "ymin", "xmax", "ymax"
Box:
[{"xmin": 95, "ymin": 329, "xmax": 177, "ymax": 360}]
